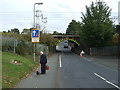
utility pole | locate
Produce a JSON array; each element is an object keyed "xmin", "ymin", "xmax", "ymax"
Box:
[
  {"xmin": 118, "ymin": 1, "xmax": 120, "ymax": 87},
  {"xmin": 33, "ymin": 2, "xmax": 43, "ymax": 62},
  {"xmin": 118, "ymin": 1, "xmax": 120, "ymax": 25}
]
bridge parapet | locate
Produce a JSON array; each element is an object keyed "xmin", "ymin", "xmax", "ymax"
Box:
[{"xmin": 52, "ymin": 35, "xmax": 79, "ymax": 39}]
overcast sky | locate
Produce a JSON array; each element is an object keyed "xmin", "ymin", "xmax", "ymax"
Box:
[{"xmin": 0, "ymin": 0, "xmax": 119, "ymax": 33}]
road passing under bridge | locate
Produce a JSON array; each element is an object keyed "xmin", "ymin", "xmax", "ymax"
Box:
[{"xmin": 56, "ymin": 51, "xmax": 119, "ymax": 88}]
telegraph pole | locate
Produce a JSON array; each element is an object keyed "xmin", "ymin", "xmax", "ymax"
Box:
[
  {"xmin": 118, "ymin": 1, "xmax": 120, "ymax": 87},
  {"xmin": 33, "ymin": 3, "xmax": 43, "ymax": 62}
]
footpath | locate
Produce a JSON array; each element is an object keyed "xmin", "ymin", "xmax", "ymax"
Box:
[{"xmin": 16, "ymin": 53, "xmax": 59, "ymax": 88}]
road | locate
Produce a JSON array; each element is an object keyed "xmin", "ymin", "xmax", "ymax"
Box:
[
  {"xmin": 16, "ymin": 41, "xmax": 119, "ymax": 89},
  {"xmin": 56, "ymin": 51, "xmax": 119, "ymax": 89},
  {"xmin": 16, "ymin": 51, "xmax": 119, "ymax": 89}
]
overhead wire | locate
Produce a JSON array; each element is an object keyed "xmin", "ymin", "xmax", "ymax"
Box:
[
  {"xmin": 0, "ymin": 11, "xmax": 118, "ymax": 32},
  {"xmin": 0, "ymin": 11, "xmax": 82, "ymax": 21}
]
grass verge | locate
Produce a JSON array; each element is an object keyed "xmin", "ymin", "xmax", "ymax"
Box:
[
  {"xmin": 2, "ymin": 52, "xmax": 39, "ymax": 88},
  {"xmin": 0, "ymin": 51, "xmax": 2, "ymax": 89}
]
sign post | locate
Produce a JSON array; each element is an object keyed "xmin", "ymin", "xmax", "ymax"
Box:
[{"xmin": 31, "ymin": 29, "xmax": 40, "ymax": 62}]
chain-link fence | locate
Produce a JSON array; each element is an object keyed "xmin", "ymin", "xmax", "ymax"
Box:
[
  {"xmin": 2, "ymin": 36, "xmax": 17, "ymax": 52},
  {"xmin": 1, "ymin": 35, "xmax": 50, "ymax": 55}
]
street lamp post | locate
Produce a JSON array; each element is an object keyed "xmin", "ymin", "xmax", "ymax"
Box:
[
  {"xmin": 33, "ymin": 2, "xmax": 43, "ymax": 62},
  {"xmin": 34, "ymin": 3, "xmax": 43, "ymax": 28}
]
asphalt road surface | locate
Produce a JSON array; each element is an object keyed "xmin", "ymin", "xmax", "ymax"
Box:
[
  {"xmin": 56, "ymin": 51, "xmax": 119, "ymax": 89},
  {"xmin": 17, "ymin": 41, "xmax": 119, "ymax": 89}
]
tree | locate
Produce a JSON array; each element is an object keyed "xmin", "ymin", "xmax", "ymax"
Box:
[
  {"xmin": 81, "ymin": 0, "xmax": 114, "ymax": 47},
  {"xmin": 8, "ymin": 30, "xmax": 10, "ymax": 33},
  {"xmin": 16, "ymin": 40, "xmax": 32, "ymax": 55},
  {"xmin": 3, "ymin": 31, "xmax": 6, "ymax": 33},
  {"xmin": 21, "ymin": 28, "xmax": 30, "ymax": 34},
  {"xmin": 53, "ymin": 31, "xmax": 59, "ymax": 35},
  {"xmin": 112, "ymin": 33, "xmax": 119, "ymax": 45},
  {"xmin": 40, "ymin": 33, "xmax": 58, "ymax": 46},
  {"xmin": 53, "ymin": 31, "xmax": 62, "ymax": 35},
  {"xmin": 66, "ymin": 20, "xmax": 82, "ymax": 35},
  {"xmin": 11, "ymin": 28, "xmax": 20, "ymax": 34}
]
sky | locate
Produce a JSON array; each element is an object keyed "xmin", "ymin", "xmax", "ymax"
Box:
[{"xmin": 0, "ymin": 0, "xmax": 119, "ymax": 33}]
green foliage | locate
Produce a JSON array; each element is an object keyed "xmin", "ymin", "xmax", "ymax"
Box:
[
  {"xmin": 11, "ymin": 28, "xmax": 20, "ymax": 34},
  {"xmin": 8, "ymin": 30, "xmax": 10, "ymax": 33},
  {"xmin": 2, "ymin": 28, "xmax": 19, "ymax": 34},
  {"xmin": 20, "ymin": 34, "xmax": 31, "ymax": 42},
  {"xmin": 2, "ymin": 33, "xmax": 19, "ymax": 38},
  {"xmin": 53, "ymin": 31, "xmax": 62, "ymax": 35},
  {"xmin": 2, "ymin": 28, "xmax": 58, "ymax": 55},
  {"xmin": 81, "ymin": 0, "xmax": 115, "ymax": 47},
  {"xmin": 40, "ymin": 33, "xmax": 58, "ymax": 46},
  {"xmin": 0, "ymin": 52, "xmax": 1, "ymax": 89},
  {"xmin": 66, "ymin": 20, "xmax": 82, "ymax": 35},
  {"xmin": 112, "ymin": 33, "xmax": 119, "ymax": 45},
  {"xmin": 53, "ymin": 31, "xmax": 58, "ymax": 35},
  {"xmin": 2, "ymin": 52, "xmax": 39, "ymax": 88},
  {"xmin": 2, "ymin": 33, "xmax": 19, "ymax": 52},
  {"xmin": 2, "ymin": 33, "xmax": 32, "ymax": 54},
  {"xmin": 116, "ymin": 25, "xmax": 120, "ymax": 33},
  {"xmin": 3, "ymin": 31, "xmax": 6, "ymax": 33},
  {"xmin": 16, "ymin": 40, "xmax": 33, "ymax": 55},
  {"xmin": 21, "ymin": 28, "xmax": 30, "ymax": 34}
]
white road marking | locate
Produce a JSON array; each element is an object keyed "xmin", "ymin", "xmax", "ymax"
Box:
[
  {"xmin": 59, "ymin": 55, "xmax": 62, "ymax": 67},
  {"xmin": 94, "ymin": 73, "xmax": 120, "ymax": 89},
  {"xmin": 105, "ymin": 81, "xmax": 120, "ymax": 89},
  {"xmin": 94, "ymin": 73, "xmax": 106, "ymax": 81}
]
